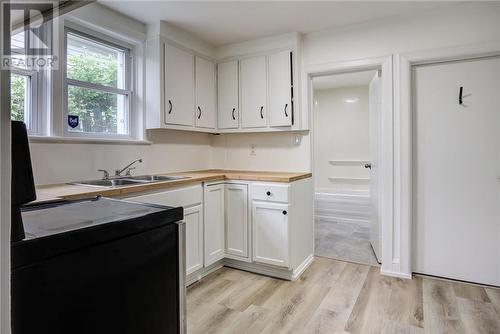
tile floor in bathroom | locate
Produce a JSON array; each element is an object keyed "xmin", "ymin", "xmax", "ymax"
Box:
[{"xmin": 314, "ymin": 219, "xmax": 379, "ymax": 266}]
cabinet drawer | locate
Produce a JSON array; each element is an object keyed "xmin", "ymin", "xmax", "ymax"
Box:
[{"xmin": 250, "ymin": 183, "xmax": 289, "ymax": 203}]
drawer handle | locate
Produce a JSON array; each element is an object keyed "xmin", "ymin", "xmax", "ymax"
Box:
[
  {"xmin": 260, "ymin": 106, "xmax": 264, "ymax": 119},
  {"xmin": 282, "ymin": 210, "xmax": 287, "ymax": 215},
  {"xmin": 232, "ymin": 107, "xmax": 236, "ymax": 120},
  {"xmin": 266, "ymin": 191, "xmax": 271, "ymax": 196},
  {"xmin": 168, "ymin": 100, "xmax": 173, "ymax": 114}
]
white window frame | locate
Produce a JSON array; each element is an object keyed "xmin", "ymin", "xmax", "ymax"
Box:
[
  {"xmin": 62, "ymin": 26, "xmax": 134, "ymax": 139},
  {"xmin": 10, "ymin": 27, "xmax": 41, "ymax": 134}
]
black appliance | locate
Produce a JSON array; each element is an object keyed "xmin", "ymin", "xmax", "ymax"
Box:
[
  {"xmin": 11, "ymin": 121, "xmax": 36, "ymax": 242},
  {"xmin": 10, "ymin": 122, "xmax": 186, "ymax": 334}
]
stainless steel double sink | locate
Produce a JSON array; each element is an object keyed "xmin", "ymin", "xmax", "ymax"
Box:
[{"xmin": 71, "ymin": 175, "xmax": 190, "ymax": 187}]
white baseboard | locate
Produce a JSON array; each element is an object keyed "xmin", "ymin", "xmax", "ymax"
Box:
[
  {"xmin": 380, "ymin": 268, "xmax": 412, "ymax": 280},
  {"xmin": 187, "ymin": 255, "xmax": 315, "ymax": 286},
  {"xmin": 186, "ymin": 260, "xmax": 224, "ymax": 286},
  {"xmin": 292, "ymin": 254, "xmax": 315, "ymax": 281}
]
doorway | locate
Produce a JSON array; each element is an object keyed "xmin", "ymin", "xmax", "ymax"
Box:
[{"xmin": 312, "ymin": 70, "xmax": 381, "ymax": 266}]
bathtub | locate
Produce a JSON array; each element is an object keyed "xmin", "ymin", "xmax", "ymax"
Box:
[{"xmin": 314, "ymin": 189, "xmax": 371, "ymax": 224}]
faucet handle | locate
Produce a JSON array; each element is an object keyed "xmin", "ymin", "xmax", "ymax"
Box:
[
  {"xmin": 125, "ymin": 167, "xmax": 136, "ymax": 176},
  {"xmin": 97, "ymin": 169, "xmax": 109, "ymax": 180}
]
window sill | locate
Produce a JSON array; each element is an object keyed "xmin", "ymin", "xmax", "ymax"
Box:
[{"xmin": 28, "ymin": 135, "xmax": 152, "ymax": 145}]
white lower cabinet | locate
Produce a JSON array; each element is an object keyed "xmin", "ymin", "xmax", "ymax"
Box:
[
  {"xmin": 252, "ymin": 201, "xmax": 289, "ymax": 268},
  {"xmin": 225, "ymin": 184, "xmax": 249, "ymax": 260},
  {"xmin": 203, "ymin": 184, "xmax": 225, "ymax": 266},
  {"xmin": 184, "ymin": 205, "xmax": 204, "ymax": 275},
  {"xmin": 123, "ymin": 178, "xmax": 313, "ymax": 284}
]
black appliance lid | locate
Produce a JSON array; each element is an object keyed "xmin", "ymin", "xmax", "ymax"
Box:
[{"xmin": 11, "ymin": 197, "xmax": 183, "ymax": 268}]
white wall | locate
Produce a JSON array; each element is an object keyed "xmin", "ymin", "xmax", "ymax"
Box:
[
  {"xmin": 218, "ymin": 2, "xmax": 500, "ymax": 174},
  {"xmin": 0, "ymin": 46, "xmax": 11, "ymax": 334},
  {"xmin": 313, "ymin": 86, "xmax": 369, "ymax": 191},
  {"xmin": 31, "ymin": 130, "xmax": 216, "ymax": 185},
  {"xmin": 302, "ymin": 2, "xmax": 500, "ymax": 66},
  {"xmin": 211, "ymin": 132, "xmax": 310, "ymax": 172}
]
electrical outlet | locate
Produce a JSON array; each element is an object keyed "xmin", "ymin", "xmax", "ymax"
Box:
[{"xmin": 250, "ymin": 144, "xmax": 257, "ymax": 156}]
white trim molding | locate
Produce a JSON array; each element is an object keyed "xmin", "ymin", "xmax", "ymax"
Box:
[
  {"xmin": 395, "ymin": 41, "xmax": 500, "ymax": 278},
  {"xmin": 303, "ymin": 55, "xmax": 395, "ymax": 277}
]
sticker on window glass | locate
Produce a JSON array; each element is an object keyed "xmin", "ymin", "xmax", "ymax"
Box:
[{"xmin": 68, "ymin": 115, "xmax": 79, "ymax": 128}]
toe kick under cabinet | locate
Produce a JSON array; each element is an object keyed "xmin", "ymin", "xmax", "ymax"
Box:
[{"xmin": 123, "ymin": 177, "xmax": 313, "ymax": 285}]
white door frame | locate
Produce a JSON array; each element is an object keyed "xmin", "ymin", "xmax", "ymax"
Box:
[
  {"xmin": 396, "ymin": 42, "xmax": 500, "ymax": 278},
  {"xmin": 302, "ymin": 55, "xmax": 397, "ymax": 277}
]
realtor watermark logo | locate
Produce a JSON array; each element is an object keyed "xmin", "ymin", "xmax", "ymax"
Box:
[{"xmin": 1, "ymin": 0, "xmax": 59, "ymax": 70}]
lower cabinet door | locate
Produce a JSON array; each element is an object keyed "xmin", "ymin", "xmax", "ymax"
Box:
[
  {"xmin": 225, "ymin": 184, "xmax": 248, "ymax": 259},
  {"xmin": 184, "ymin": 205, "xmax": 204, "ymax": 275},
  {"xmin": 252, "ymin": 201, "xmax": 289, "ymax": 268},
  {"xmin": 204, "ymin": 184, "xmax": 225, "ymax": 266}
]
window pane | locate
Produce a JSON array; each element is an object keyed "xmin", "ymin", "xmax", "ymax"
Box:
[
  {"xmin": 10, "ymin": 73, "xmax": 28, "ymax": 123},
  {"xmin": 67, "ymin": 32, "xmax": 125, "ymax": 88},
  {"xmin": 11, "ymin": 30, "xmax": 27, "ymax": 69},
  {"xmin": 67, "ymin": 85, "xmax": 128, "ymax": 135}
]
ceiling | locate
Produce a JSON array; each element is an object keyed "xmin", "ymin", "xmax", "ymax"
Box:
[
  {"xmin": 313, "ymin": 70, "xmax": 376, "ymax": 90},
  {"xmin": 98, "ymin": 1, "xmax": 456, "ymax": 46}
]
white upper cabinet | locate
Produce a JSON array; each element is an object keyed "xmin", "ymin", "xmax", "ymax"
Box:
[
  {"xmin": 268, "ymin": 50, "xmax": 292, "ymax": 127},
  {"xmin": 217, "ymin": 60, "xmax": 239, "ymax": 129},
  {"xmin": 240, "ymin": 56, "xmax": 268, "ymax": 128},
  {"xmin": 146, "ymin": 29, "xmax": 303, "ymax": 133},
  {"xmin": 195, "ymin": 56, "xmax": 216, "ymax": 129},
  {"xmin": 164, "ymin": 42, "xmax": 195, "ymax": 127}
]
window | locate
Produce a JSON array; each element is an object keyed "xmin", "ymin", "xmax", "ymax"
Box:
[
  {"xmin": 64, "ymin": 29, "xmax": 132, "ymax": 138},
  {"xmin": 10, "ymin": 29, "xmax": 38, "ymax": 132}
]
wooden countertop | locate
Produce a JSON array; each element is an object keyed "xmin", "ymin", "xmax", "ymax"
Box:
[{"xmin": 35, "ymin": 169, "xmax": 312, "ymax": 202}]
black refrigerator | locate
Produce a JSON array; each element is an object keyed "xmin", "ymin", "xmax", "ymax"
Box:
[{"xmin": 10, "ymin": 121, "xmax": 186, "ymax": 334}]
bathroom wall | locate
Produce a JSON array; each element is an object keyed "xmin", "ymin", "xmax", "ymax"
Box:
[{"xmin": 313, "ymin": 86, "xmax": 370, "ymax": 192}]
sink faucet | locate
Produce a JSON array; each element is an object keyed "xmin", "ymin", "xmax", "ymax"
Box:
[{"xmin": 115, "ymin": 158, "xmax": 143, "ymax": 177}]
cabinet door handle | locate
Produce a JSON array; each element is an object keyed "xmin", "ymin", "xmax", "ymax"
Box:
[
  {"xmin": 266, "ymin": 191, "xmax": 271, "ymax": 196},
  {"xmin": 197, "ymin": 106, "xmax": 202, "ymax": 119},
  {"xmin": 282, "ymin": 210, "xmax": 287, "ymax": 215},
  {"xmin": 232, "ymin": 108, "xmax": 236, "ymax": 120},
  {"xmin": 284, "ymin": 103, "xmax": 288, "ymax": 117},
  {"xmin": 168, "ymin": 100, "xmax": 173, "ymax": 114},
  {"xmin": 260, "ymin": 106, "xmax": 264, "ymax": 119}
]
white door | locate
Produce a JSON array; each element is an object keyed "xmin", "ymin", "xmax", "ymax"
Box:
[
  {"xmin": 217, "ymin": 60, "xmax": 239, "ymax": 129},
  {"xmin": 240, "ymin": 56, "xmax": 267, "ymax": 128},
  {"xmin": 252, "ymin": 201, "xmax": 289, "ymax": 268},
  {"xmin": 184, "ymin": 205, "xmax": 204, "ymax": 275},
  {"xmin": 269, "ymin": 50, "xmax": 292, "ymax": 127},
  {"xmin": 369, "ymin": 71, "xmax": 382, "ymax": 263},
  {"xmin": 204, "ymin": 184, "xmax": 225, "ymax": 266},
  {"xmin": 195, "ymin": 56, "xmax": 216, "ymax": 129},
  {"xmin": 164, "ymin": 43, "xmax": 194, "ymax": 126},
  {"xmin": 225, "ymin": 184, "xmax": 249, "ymax": 259},
  {"xmin": 413, "ymin": 56, "xmax": 500, "ymax": 286}
]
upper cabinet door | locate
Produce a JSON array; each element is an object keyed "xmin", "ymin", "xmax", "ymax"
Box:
[
  {"xmin": 269, "ymin": 50, "xmax": 292, "ymax": 127},
  {"xmin": 195, "ymin": 56, "xmax": 216, "ymax": 129},
  {"xmin": 217, "ymin": 60, "xmax": 239, "ymax": 129},
  {"xmin": 240, "ymin": 56, "xmax": 267, "ymax": 128},
  {"xmin": 164, "ymin": 42, "xmax": 195, "ymax": 127}
]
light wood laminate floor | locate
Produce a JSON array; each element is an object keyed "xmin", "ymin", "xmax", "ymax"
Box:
[{"xmin": 187, "ymin": 256, "xmax": 500, "ymax": 334}]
